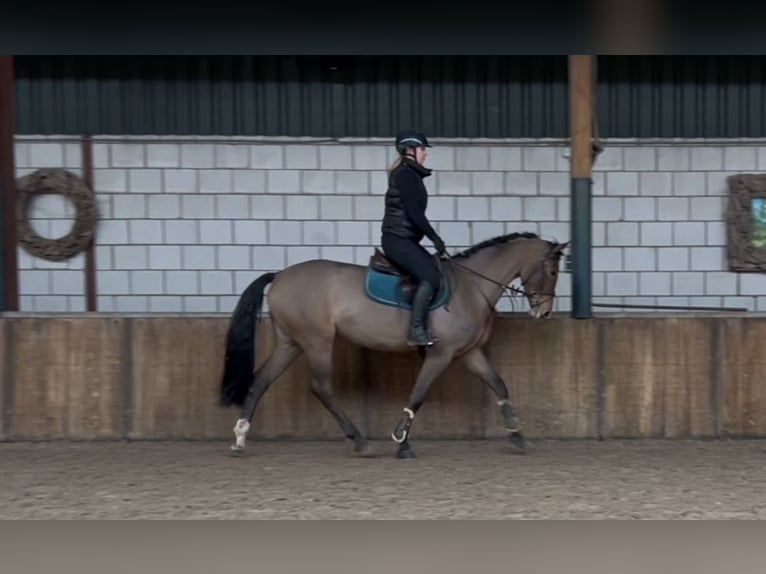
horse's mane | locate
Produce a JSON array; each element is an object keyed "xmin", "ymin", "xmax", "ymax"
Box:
[{"xmin": 449, "ymin": 231, "xmax": 551, "ymax": 260}]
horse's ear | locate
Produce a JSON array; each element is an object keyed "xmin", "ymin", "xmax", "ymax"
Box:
[{"xmin": 553, "ymin": 241, "xmax": 571, "ymax": 254}]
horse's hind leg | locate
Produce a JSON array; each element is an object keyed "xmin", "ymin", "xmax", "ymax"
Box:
[
  {"xmin": 304, "ymin": 344, "xmax": 372, "ymax": 457},
  {"xmin": 231, "ymin": 336, "xmax": 302, "ymax": 455},
  {"xmin": 460, "ymin": 348, "xmax": 526, "ymax": 452}
]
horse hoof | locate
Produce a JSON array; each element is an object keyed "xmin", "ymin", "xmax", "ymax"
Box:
[
  {"xmin": 396, "ymin": 448, "xmax": 416, "ymax": 459},
  {"xmin": 352, "ymin": 440, "xmax": 377, "ymax": 458},
  {"xmin": 230, "ymin": 444, "xmax": 245, "ymax": 457},
  {"xmin": 508, "ymin": 432, "xmax": 527, "ymax": 454}
]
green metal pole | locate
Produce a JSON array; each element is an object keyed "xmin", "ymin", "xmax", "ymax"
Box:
[{"xmin": 571, "ymin": 177, "xmax": 592, "ymax": 318}]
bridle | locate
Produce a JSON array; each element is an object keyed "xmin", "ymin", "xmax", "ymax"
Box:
[{"xmin": 440, "ymin": 244, "xmax": 562, "ymax": 313}]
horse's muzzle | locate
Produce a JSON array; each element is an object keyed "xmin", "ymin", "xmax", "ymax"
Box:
[{"xmin": 529, "ymin": 307, "xmax": 553, "ymax": 319}]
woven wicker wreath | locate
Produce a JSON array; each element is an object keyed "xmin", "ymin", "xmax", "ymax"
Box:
[{"xmin": 16, "ymin": 168, "xmax": 99, "ymax": 262}]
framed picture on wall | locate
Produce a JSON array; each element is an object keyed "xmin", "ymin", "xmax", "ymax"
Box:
[{"xmin": 727, "ymin": 173, "xmax": 766, "ymax": 272}]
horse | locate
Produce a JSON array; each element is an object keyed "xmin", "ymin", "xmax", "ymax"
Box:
[{"xmin": 218, "ymin": 231, "xmax": 569, "ymax": 459}]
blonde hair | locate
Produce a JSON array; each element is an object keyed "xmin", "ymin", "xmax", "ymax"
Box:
[{"xmin": 386, "ymin": 155, "xmax": 404, "ymax": 178}]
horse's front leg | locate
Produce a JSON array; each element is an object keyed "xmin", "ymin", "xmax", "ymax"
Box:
[
  {"xmin": 391, "ymin": 349, "xmax": 454, "ymax": 459},
  {"xmin": 460, "ymin": 348, "xmax": 526, "ymax": 452}
]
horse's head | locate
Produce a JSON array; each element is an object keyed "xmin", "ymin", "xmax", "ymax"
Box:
[
  {"xmin": 518, "ymin": 239, "xmax": 570, "ymax": 319},
  {"xmin": 448, "ymin": 232, "xmax": 570, "ymax": 319}
]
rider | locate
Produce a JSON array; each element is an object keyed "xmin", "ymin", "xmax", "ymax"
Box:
[{"xmin": 380, "ymin": 130, "xmax": 448, "ymax": 347}]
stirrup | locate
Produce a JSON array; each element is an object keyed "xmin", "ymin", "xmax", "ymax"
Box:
[{"xmin": 407, "ymin": 326, "xmax": 437, "ymax": 347}]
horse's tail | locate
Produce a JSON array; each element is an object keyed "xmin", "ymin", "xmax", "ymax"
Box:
[{"xmin": 218, "ymin": 271, "xmax": 277, "ymax": 407}]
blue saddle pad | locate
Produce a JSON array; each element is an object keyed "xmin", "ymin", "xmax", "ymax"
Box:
[{"xmin": 363, "ymin": 267, "xmax": 451, "ymax": 310}]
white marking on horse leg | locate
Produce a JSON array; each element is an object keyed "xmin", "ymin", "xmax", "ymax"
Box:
[{"xmin": 233, "ymin": 418, "xmax": 250, "ymax": 449}]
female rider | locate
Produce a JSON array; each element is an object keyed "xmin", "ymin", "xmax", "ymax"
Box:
[{"xmin": 380, "ymin": 130, "xmax": 447, "ymax": 347}]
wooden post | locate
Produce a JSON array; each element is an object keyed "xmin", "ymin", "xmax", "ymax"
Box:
[
  {"xmin": 81, "ymin": 135, "xmax": 97, "ymax": 311},
  {"xmin": 0, "ymin": 55, "xmax": 18, "ymax": 312},
  {"xmin": 569, "ymin": 55, "xmax": 594, "ymax": 319}
]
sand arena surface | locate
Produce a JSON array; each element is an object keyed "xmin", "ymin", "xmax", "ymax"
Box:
[{"xmin": 1, "ymin": 439, "xmax": 765, "ymax": 519}]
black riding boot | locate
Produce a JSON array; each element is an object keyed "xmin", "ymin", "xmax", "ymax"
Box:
[{"xmin": 408, "ymin": 281, "xmax": 438, "ymax": 347}]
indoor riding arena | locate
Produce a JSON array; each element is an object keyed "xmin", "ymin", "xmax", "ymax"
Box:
[{"xmin": 1, "ymin": 55, "xmax": 766, "ymax": 519}]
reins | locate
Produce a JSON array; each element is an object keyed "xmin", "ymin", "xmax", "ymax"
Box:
[{"xmin": 439, "ymin": 248, "xmax": 558, "ymax": 312}]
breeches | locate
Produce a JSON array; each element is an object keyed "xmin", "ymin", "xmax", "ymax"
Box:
[{"xmin": 381, "ymin": 234, "xmax": 441, "ymax": 292}]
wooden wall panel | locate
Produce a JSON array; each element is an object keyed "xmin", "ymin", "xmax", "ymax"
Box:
[
  {"xmin": 0, "ymin": 315, "xmax": 765, "ymax": 442},
  {"xmin": 0, "ymin": 319, "xmax": 7, "ymax": 440},
  {"xmin": 602, "ymin": 318, "xmax": 714, "ymax": 438},
  {"xmin": 602, "ymin": 319, "xmax": 657, "ymax": 437},
  {"xmin": 656, "ymin": 319, "xmax": 715, "ymax": 438},
  {"xmin": 720, "ymin": 319, "xmax": 766, "ymax": 436},
  {"xmin": 9, "ymin": 317, "xmax": 124, "ymax": 439},
  {"xmin": 129, "ymin": 317, "xmax": 233, "ymax": 439}
]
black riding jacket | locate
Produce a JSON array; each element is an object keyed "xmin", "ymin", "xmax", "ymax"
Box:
[{"xmin": 381, "ymin": 157, "xmax": 441, "ymax": 244}]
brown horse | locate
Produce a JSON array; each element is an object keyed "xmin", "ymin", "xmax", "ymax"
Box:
[{"xmin": 219, "ymin": 231, "xmax": 569, "ymax": 459}]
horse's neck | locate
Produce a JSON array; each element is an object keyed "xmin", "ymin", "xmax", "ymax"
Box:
[{"xmin": 458, "ymin": 243, "xmax": 525, "ymax": 306}]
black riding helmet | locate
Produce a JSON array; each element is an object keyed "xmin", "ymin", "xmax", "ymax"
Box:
[{"xmin": 395, "ymin": 131, "xmax": 432, "ymax": 154}]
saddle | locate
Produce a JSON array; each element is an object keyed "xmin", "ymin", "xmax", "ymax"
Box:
[
  {"xmin": 364, "ymin": 248, "xmax": 451, "ymax": 309},
  {"xmin": 369, "ymin": 248, "xmax": 406, "ymax": 276}
]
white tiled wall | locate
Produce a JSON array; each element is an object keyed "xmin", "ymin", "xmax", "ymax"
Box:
[{"xmin": 12, "ymin": 135, "xmax": 766, "ymax": 314}]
